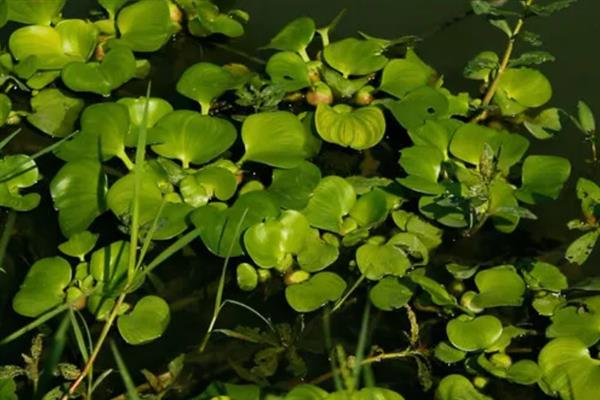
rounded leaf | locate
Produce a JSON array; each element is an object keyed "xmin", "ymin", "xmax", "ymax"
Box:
[
  {"xmin": 285, "ymin": 272, "xmax": 346, "ymax": 312},
  {"xmin": 446, "ymin": 314, "xmax": 503, "ymax": 352},
  {"xmin": 323, "ymin": 38, "xmax": 387, "ymax": 77},
  {"xmin": 496, "ymin": 68, "xmax": 552, "ymax": 109},
  {"xmin": 369, "ymin": 277, "xmax": 413, "ymax": 311},
  {"xmin": 116, "ymin": 0, "xmax": 175, "ymax": 52},
  {"xmin": 27, "ymin": 88, "xmax": 84, "ymax": 137},
  {"xmin": 12, "ymin": 257, "xmax": 72, "ymax": 317},
  {"xmin": 117, "ymin": 295, "xmax": 170, "ymax": 345},
  {"xmin": 315, "ymin": 104, "xmax": 385, "ymax": 150},
  {"xmin": 302, "ymin": 176, "xmax": 356, "ymax": 234},
  {"xmin": 471, "ymin": 265, "xmax": 526, "ymax": 308},
  {"xmin": 264, "ymin": 17, "xmax": 315, "ymax": 53},
  {"xmin": 380, "ymin": 49, "xmax": 436, "ymax": 98}
]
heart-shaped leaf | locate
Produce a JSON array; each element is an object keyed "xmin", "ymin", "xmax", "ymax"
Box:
[
  {"xmin": 107, "ymin": 169, "xmax": 163, "ymax": 227},
  {"xmin": 356, "ymin": 241, "xmax": 411, "ymax": 280},
  {"xmin": 297, "ymin": 229, "xmax": 339, "ymax": 272},
  {"xmin": 380, "ymin": 49, "xmax": 437, "ymax": 98},
  {"xmin": 176, "ymin": 62, "xmax": 240, "ymax": 115},
  {"xmin": 471, "ymin": 265, "xmax": 526, "ymax": 308},
  {"xmin": 50, "ymin": 160, "xmax": 108, "ymax": 238},
  {"xmin": 285, "ymin": 272, "xmax": 346, "ymax": 312},
  {"xmin": 61, "ymin": 46, "xmax": 137, "ymax": 96},
  {"xmin": 546, "ymin": 296, "xmax": 600, "ymax": 347},
  {"xmin": 12, "ymin": 257, "xmax": 72, "ymax": 317},
  {"xmin": 369, "ymin": 277, "xmax": 414, "ymax": 311},
  {"xmin": 241, "ymin": 111, "xmax": 311, "ymax": 168},
  {"xmin": 116, "ymin": 0, "xmax": 175, "ymax": 52},
  {"xmin": 55, "ymin": 102, "xmax": 131, "ymax": 165},
  {"xmin": 191, "ymin": 191, "xmax": 280, "ymax": 257},
  {"xmin": 117, "ymin": 97, "xmax": 173, "ymax": 147},
  {"xmin": 323, "ymin": 38, "xmax": 387, "ymax": 77},
  {"xmin": 302, "ymin": 176, "xmax": 356, "ymax": 234},
  {"xmin": 516, "ymin": 155, "xmax": 571, "ymax": 204},
  {"xmin": 244, "ymin": 210, "xmax": 311, "ymax": 269},
  {"xmin": 315, "ymin": 104, "xmax": 386, "ymax": 150},
  {"xmin": 539, "ymin": 337, "xmax": 600, "ymax": 400},
  {"xmin": 268, "ymin": 161, "xmax": 322, "ymax": 210},
  {"xmin": 117, "ymin": 295, "xmax": 170, "ymax": 345},
  {"xmin": 446, "ymin": 314, "xmax": 503, "ymax": 351},
  {"xmin": 149, "ymin": 110, "xmax": 236, "ymax": 168},
  {"xmin": 7, "ymin": 0, "xmax": 65, "ymax": 25},
  {"xmin": 0, "ymin": 154, "xmax": 41, "ymax": 211},
  {"xmin": 27, "ymin": 88, "xmax": 84, "ymax": 137},
  {"xmin": 266, "ymin": 51, "xmax": 310, "ymax": 92}
]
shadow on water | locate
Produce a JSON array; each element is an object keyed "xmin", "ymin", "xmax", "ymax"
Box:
[{"xmin": 1, "ymin": 1, "xmax": 600, "ymax": 398}]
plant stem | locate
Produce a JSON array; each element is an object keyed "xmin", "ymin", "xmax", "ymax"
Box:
[
  {"xmin": 472, "ymin": 0, "xmax": 534, "ymax": 123},
  {"xmin": 308, "ymin": 349, "xmax": 421, "ymax": 385},
  {"xmin": 62, "ymin": 293, "xmax": 127, "ymax": 400}
]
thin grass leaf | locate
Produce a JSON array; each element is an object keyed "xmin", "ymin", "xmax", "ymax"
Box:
[
  {"xmin": 128, "ymin": 83, "xmax": 153, "ymax": 283},
  {"xmin": 142, "ymin": 227, "xmax": 202, "ymax": 276},
  {"xmin": 68, "ymin": 309, "xmax": 89, "ymax": 362},
  {"xmin": 36, "ymin": 314, "xmax": 70, "ymax": 399},
  {"xmin": 220, "ymin": 299, "xmax": 275, "ymax": 333},
  {"xmin": 352, "ymin": 301, "xmax": 371, "ymax": 390},
  {"xmin": 323, "ymin": 306, "xmax": 344, "ymax": 392},
  {"xmin": 0, "ymin": 129, "xmax": 22, "ymax": 152},
  {"xmin": 90, "ymin": 369, "xmax": 113, "ymax": 395},
  {"xmin": 0, "ymin": 211, "xmax": 16, "ymax": 275},
  {"xmin": 0, "ymin": 303, "xmax": 70, "ymax": 345},
  {"xmin": 135, "ymin": 199, "xmax": 167, "ymax": 271},
  {"xmin": 110, "ymin": 341, "xmax": 141, "ymax": 400}
]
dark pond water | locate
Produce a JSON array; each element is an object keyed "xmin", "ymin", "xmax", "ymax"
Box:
[{"xmin": 1, "ymin": 1, "xmax": 600, "ymax": 399}]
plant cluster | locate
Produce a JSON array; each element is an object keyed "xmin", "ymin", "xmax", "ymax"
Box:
[{"xmin": 0, "ymin": 0, "xmax": 599, "ymax": 399}]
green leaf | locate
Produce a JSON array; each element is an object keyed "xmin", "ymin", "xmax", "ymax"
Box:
[
  {"xmin": 0, "ymin": 94, "xmax": 11, "ymax": 127},
  {"xmin": 0, "ymin": 154, "xmax": 41, "ymax": 211},
  {"xmin": 578, "ymin": 100, "xmax": 596, "ymax": 133},
  {"xmin": 434, "ymin": 342, "xmax": 466, "ymax": 364},
  {"xmin": 495, "ymin": 68, "xmax": 552, "ymax": 114},
  {"xmin": 149, "ymin": 110, "xmax": 236, "ymax": 168},
  {"xmin": 369, "ymin": 277, "xmax": 413, "ymax": 311},
  {"xmin": 7, "ymin": 0, "xmax": 65, "ymax": 25},
  {"xmin": 236, "ymin": 263, "xmax": 258, "ymax": 291},
  {"xmin": 176, "ymin": 62, "xmax": 241, "ymax": 114},
  {"xmin": 546, "ymin": 296, "xmax": 600, "ymax": 347},
  {"xmin": 107, "ymin": 170, "xmax": 163, "ymax": 227},
  {"xmin": 117, "ymin": 97, "xmax": 173, "ymax": 147},
  {"xmin": 539, "ymin": 337, "xmax": 600, "ymax": 400},
  {"xmin": 151, "ymin": 202, "xmax": 193, "ymax": 240},
  {"xmin": 509, "ymin": 51, "xmax": 555, "ymax": 68},
  {"xmin": 285, "ymin": 272, "xmax": 346, "ymax": 312},
  {"xmin": 315, "ymin": 104, "xmax": 385, "ymax": 150},
  {"xmin": 446, "ymin": 314, "xmax": 503, "ymax": 352},
  {"xmin": 117, "ymin": 295, "xmax": 170, "ymax": 345},
  {"xmin": 116, "ymin": 0, "xmax": 175, "ymax": 52},
  {"xmin": 180, "ymin": 166, "xmax": 237, "ymax": 207},
  {"xmin": 244, "ymin": 210, "xmax": 311, "ymax": 269},
  {"xmin": 385, "ymin": 86, "xmax": 449, "ymax": 131},
  {"xmin": 58, "ymin": 231, "xmax": 99, "ymax": 260},
  {"xmin": 566, "ymin": 230, "xmax": 600, "ymax": 266},
  {"xmin": 264, "ymin": 17, "xmax": 315, "ymax": 56},
  {"xmin": 268, "ymin": 161, "xmax": 321, "ymax": 210},
  {"xmin": 61, "ymin": 46, "xmax": 137, "ymax": 96},
  {"xmin": 435, "ymin": 375, "xmax": 492, "ymax": 400},
  {"xmin": 55, "ymin": 102, "xmax": 131, "ymax": 164},
  {"xmin": 398, "ymin": 145, "xmax": 444, "ymax": 195},
  {"xmin": 266, "ymin": 51, "xmax": 310, "ymax": 92},
  {"xmin": 89, "ymin": 241, "xmax": 130, "ymax": 292},
  {"xmin": 523, "ymin": 108, "xmax": 562, "ymax": 139},
  {"xmin": 297, "ymin": 229, "xmax": 339, "ymax": 272},
  {"xmin": 506, "ymin": 359, "xmax": 542, "ymax": 385},
  {"xmin": 12, "ymin": 257, "xmax": 72, "ymax": 317},
  {"xmin": 27, "ymin": 88, "xmax": 84, "ymax": 137},
  {"xmin": 285, "ymin": 384, "xmax": 328, "ymax": 400},
  {"xmin": 191, "ymin": 191, "xmax": 280, "ymax": 257},
  {"xmin": 356, "ymin": 241, "xmax": 411, "ymax": 280},
  {"xmin": 0, "ymin": 378, "xmax": 17, "ymax": 400},
  {"xmin": 471, "ymin": 265, "xmax": 526, "ymax": 308},
  {"xmin": 521, "ymin": 261, "xmax": 567, "ymax": 291},
  {"xmin": 241, "ymin": 111, "xmax": 311, "ymax": 168},
  {"xmin": 349, "ymin": 189, "xmax": 389, "ymax": 227},
  {"xmin": 516, "ymin": 155, "xmax": 571, "ymax": 204},
  {"xmin": 302, "ymin": 176, "xmax": 356, "ymax": 234},
  {"xmin": 323, "ymin": 38, "xmax": 387, "ymax": 77},
  {"xmin": 190, "ymin": 2, "xmax": 245, "ymax": 38},
  {"xmin": 9, "ymin": 26, "xmax": 78, "ymax": 70},
  {"xmin": 99, "ymin": 0, "xmax": 133, "ymax": 18},
  {"xmin": 56, "ymin": 19, "xmax": 99, "ymax": 60},
  {"xmin": 380, "ymin": 49, "xmax": 437, "ymax": 98},
  {"xmin": 409, "ymin": 268, "xmax": 456, "ymax": 306},
  {"xmin": 464, "ymin": 51, "xmax": 499, "ymax": 81}
]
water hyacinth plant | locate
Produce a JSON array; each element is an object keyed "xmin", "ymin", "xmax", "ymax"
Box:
[{"xmin": 0, "ymin": 0, "xmax": 598, "ymax": 399}]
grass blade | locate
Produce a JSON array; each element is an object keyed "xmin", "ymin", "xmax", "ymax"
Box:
[
  {"xmin": 110, "ymin": 340, "xmax": 141, "ymax": 400},
  {"xmin": 0, "ymin": 128, "xmax": 21, "ymax": 152}
]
